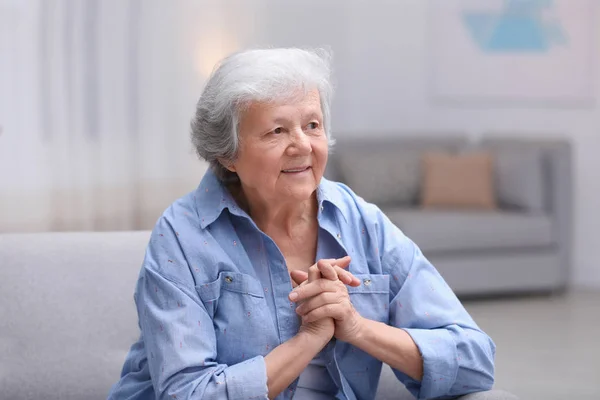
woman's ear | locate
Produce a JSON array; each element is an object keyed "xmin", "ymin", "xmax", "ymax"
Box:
[{"xmin": 219, "ymin": 158, "xmax": 236, "ymax": 172}]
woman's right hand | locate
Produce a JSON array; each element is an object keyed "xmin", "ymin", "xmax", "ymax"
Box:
[{"xmin": 294, "ymin": 257, "xmax": 356, "ymax": 342}]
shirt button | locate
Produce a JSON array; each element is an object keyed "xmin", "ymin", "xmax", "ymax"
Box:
[
  {"xmin": 363, "ymin": 278, "xmax": 371, "ymax": 286},
  {"xmin": 225, "ymin": 276, "xmax": 233, "ymax": 283},
  {"xmin": 336, "ymin": 233, "xmax": 341, "ymax": 239}
]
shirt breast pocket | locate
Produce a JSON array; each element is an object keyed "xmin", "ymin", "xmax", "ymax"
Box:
[
  {"xmin": 347, "ymin": 274, "xmax": 390, "ymax": 324},
  {"xmin": 195, "ymin": 271, "xmax": 265, "ymax": 319},
  {"xmin": 195, "ymin": 272, "xmax": 271, "ymax": 364}
]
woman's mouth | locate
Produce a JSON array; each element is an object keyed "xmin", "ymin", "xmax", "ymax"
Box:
[{"xmin": 282, "ymin": 166, "xmax": 311, "ymax": 174}]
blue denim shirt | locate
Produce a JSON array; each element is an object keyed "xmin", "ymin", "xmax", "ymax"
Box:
[{"xmin": 108, "ymin": 170, "xmax": 495, "ymax": 400}]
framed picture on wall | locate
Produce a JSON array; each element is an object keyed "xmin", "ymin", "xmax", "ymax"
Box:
[{"xmin": 428, "ymin": 0, "xmax": 597, "ymax": 107}]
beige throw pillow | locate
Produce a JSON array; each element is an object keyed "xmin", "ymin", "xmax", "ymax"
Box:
[{"xmin": 421, "ymin": 152, "xmax": 497, "ymax": 209}]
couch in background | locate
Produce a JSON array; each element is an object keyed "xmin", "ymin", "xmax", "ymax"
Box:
[{"xmin": 326, "ymin": 136, "xmax": 572, "ymax": 296}]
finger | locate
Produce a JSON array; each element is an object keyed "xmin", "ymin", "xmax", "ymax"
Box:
[
  {"xmin": 308, "ymin": 256, "xmax": 350, "ymax": 281},
  {"xmin": 289, "ymin": 278, "xmax": 342, "ymax": 302},
  {"xmin": 302, "ymin": 304, "xmax": 343, "ymax": 324},
  {"xmin": 295, "ymin": 266, "xmax": 356, "ymax": 287},
  {"xmin": 290, "ymin": 270, "xmax": 308, "ymax": 287},
  {"xmin": 333, "ymin": 266, "xmax": 361, "ymax": 287},
  {"xmin": 317, "ymin": 260, "xmax": 338, "ymax": 281},
  {"xmin": 335, "ymin": 266, "xmax": 362, "ymax": 287},
  {"xmin": 331, "ymin": 255, "xmax": 352, "ymax": 269},
  {"xmin": 318, "ymin": 255, "xmax": 351, "ymax": 269},
  {"xmin": 308, "ymin": 263, "xmax": 321, "ymax": 283},
  {"xmin": 314, "ymin": 260, "xmax": 359, "ymax": 286},
  {"xmin": 314, "ymin": 255, "xmax": 351, "ymax": 281},
  {"xmin": 296, "ymin": 291, "xmax": 344, "ymax": 316}
]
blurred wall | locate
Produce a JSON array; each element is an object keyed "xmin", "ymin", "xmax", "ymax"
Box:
[{"xmin": 1, "ymin": 0, "xmax": 599, "ymax": 287}]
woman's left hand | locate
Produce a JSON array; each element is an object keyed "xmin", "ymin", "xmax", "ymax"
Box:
[
  {"xmin": 290, "ymin": 261, "xmax": 365, "ymax": 343},
  {"xmin": 289, "ymin": 257, "xmax": 361, "ymax": 289}
]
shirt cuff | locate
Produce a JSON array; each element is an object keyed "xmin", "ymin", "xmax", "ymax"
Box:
[
  {"xmin": 224, "ymin": 356, "xmax": 268, "ymax": 400},
  {"xmin": 402, "ymin": 328, "xmax": 459, "ymax": 399}
]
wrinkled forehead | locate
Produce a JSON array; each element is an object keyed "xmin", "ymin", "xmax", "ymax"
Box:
[
  {"xmin": 238, "ymin": 88, "xmax": 323, "ymax": 122},
  {"xmin": 239, "ymin": 87, "xmax": 321, "ymax": 112}
]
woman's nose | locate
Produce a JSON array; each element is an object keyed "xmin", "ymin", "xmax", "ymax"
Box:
[{"xmin": 288, "ymin": 128, "xmax": 311, "ymax": 153}]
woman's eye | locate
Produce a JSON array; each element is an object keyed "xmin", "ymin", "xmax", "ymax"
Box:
[
  {"xmin": 307, "ymin": 122, "xmax": 319, "ymax": 130},
  {"xmin": 272, "ymin": 127, "xmax": 283, "ymax": 134}
]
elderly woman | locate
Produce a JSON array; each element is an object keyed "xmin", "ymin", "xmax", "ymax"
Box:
[{"xmin": 108, "ymin": 48, "xmax": 502, "ymax": 400}]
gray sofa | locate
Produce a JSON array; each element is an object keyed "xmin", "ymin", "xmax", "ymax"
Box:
[
  {"xmin": 326, "ymin": 136, "xmax": 572, "ymax": 296},
  {"xmin": 0, "ymin": 232, "xmax": 518, "ymax": 399}
]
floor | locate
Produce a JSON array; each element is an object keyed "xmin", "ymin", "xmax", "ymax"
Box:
[{"xmin": 462, "ymin": 289, "xmax": 600, "ymax": 400}]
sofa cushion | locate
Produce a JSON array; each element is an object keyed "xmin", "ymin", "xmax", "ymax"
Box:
[
  {"xmin": 493, "ymin": 148, "xmax": 546, "ymax": 213},
  {"xmin": 336, "ymin": 151, "xmax": 421, "ymax": 205},
  {"xmin": 385, "ymin": 208, "xmax": 554, "ymax": 253},
  {"xmin": 0, "ymin": 231, "xmax": 149, "ymax": 400},
  {"xmin": 420, "ymin": 152, "xmax": 497, "ymax": 210}
]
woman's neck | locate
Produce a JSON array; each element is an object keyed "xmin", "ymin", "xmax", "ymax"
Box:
[{"xmin": 227, "ymin": 183, "xmax": 318, "ymax": 238}]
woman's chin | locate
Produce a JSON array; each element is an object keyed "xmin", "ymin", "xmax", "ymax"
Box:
[{"xmin": 281, "ymin": 185, "xmax": 318, "ymax": 203}]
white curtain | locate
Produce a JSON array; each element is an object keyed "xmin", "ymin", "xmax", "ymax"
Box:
[{"xmin": 0, "ymin": 0, "xmax": 264, "ymax": 232}]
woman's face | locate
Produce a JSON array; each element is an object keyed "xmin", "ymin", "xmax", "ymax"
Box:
[{"xmin": 228, "ymin": 89, "xmax": 328, "ymax": 204}]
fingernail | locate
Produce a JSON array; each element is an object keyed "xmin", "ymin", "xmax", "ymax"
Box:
[{"xmin": 289, "ymin": 292, "xmax": 298, "ymax": 301}]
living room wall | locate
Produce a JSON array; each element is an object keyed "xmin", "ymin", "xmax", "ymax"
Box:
[{"xmin": 1, "ymin": 0, "xmax": 598, "ymax": 287}]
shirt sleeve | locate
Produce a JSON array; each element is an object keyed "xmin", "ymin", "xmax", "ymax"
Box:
[
  {"xmin": 374, "ymin": 208, "xmax": 496, "ymax": 399},
  {"xmin": 135, "ymin": 216, "xmax": 269, "ymax": 400}
]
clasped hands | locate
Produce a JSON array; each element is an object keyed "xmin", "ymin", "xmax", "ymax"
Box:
[{"xmin": 289, "ymin": 256, "xmax": 365, "ymax": 343}]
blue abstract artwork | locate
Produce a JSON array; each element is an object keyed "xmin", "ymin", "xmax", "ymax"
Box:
[
  {"xmin": 430, "ymin": 0, "xmax": 594, "ymax": 105},
  {"xmin": 463, "ymin": 0, "xmax": 568, "ymax": 53}
]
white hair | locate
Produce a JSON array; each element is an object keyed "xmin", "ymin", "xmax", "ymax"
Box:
[{"xmin": 190, "ymin": 47, "xmax": 335, "ymax": 182}]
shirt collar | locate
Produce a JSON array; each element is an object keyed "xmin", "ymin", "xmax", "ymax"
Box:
[
  {"xmin": 195, "ymin": 169, "xmax": 349, "ymax": 229},
  {"xmin": 316, "ymin": 177, "xmax": 349, "ymax": 224},
  {"xmin": 195, "ymin": 169, "xmax": 240, "ymax": 229}
]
